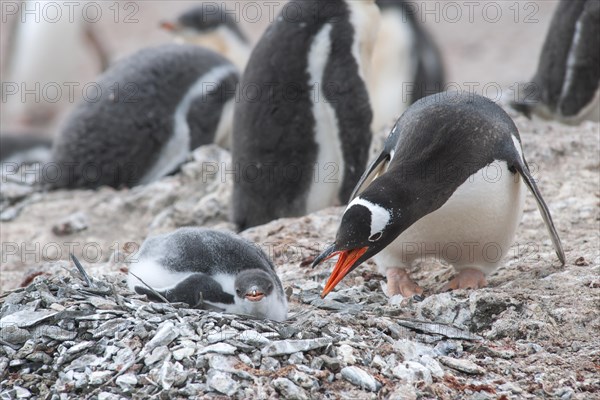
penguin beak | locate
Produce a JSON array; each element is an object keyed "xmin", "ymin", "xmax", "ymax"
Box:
[
  {"xmin": 245, "ymin": 288, "xmax": 265, "ymax": 302},
  {"xmin": 316, "ymin": 246, "xmax": 369, "ymax": 298},
  {"xmin": 160, "ymin": 20, "xmax": 180, "ymax": 32}
]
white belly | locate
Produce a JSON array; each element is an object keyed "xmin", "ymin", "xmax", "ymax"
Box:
[
  {"xmin": 374, "ymin": 161, "xmax": 526, "ymax": 274},
  {"xmin": 305, "ymin": 23, "xmax": 344, "ymax": 213}
]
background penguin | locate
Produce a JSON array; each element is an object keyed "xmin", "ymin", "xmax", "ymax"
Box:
[
  {"xmin": 127, "ymin": 227, "xmax": 288, "ymax": 321},
  {"xmin": 232, "ymin": 0, "xmax": 380, "ymax": 230},
  {"xmin": 48, "ymin": 44, "xmax": 238, "ymax": 189},
  {"xmin": 160, "ymin": 5, "xmax": 251, "ymax": 71},
  {"xmin": 313, "ymin": 92, "xmax": 565, "ymax": 299},
  {"xmin": 511, "ymin": 0, "xmax": 599, "ymax": 124},
  {"xmin": 2, "ymin": 0, "xmax": 110, "ymax": 130},
  {"xmin": 371, "ymin": 0, "xmax": 446, "ymax": 131}
]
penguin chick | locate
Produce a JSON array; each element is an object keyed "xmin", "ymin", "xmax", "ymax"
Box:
[
  {"xmin": 127, "ymin": 227, "xmax": 288, "ymax": 321},
  {"xmin": 313, "ymin": 91, "xmax": 565, "ymax": 299},
  {"xmin": 161, "ymin": 5, "xmax": 251, "ymax": 71},
  {"xmin": 371, "ymin": 0, "xmax": 445, "ymax": 131},
  {"xmin": 511, "ymin": 0, "xmax": 599, "ymax": 124},
  {"xmin": 48, "ymin": 44, "xmax": 238, "ymax": 189},
  {"xmin": 232, "ymin": 0, "xmax": 380, "ymax": 230}
]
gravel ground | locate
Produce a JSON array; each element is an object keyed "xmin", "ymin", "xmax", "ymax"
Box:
[
  {"xmin": 1, "ymin": 104, "xmax": 599, "ymax": 398},
  {"xmin": 1, "ymin": 1, "xmax": 599, "ymax": 399}
]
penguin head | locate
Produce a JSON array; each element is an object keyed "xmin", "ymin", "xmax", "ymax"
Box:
[
  {"xmin": 234, "ymin": 268, "xmax": 288, "ymax": 321},
  {"xmin": 234, "ymin": 269, "xmax": 275, "ymax": 303},
  {"xmin": 313, "ymin": 192, "xmax": 408, "ymax": 298},
  {"xmin": 161, "ymin": 6, "xmax": 248, "ymax": 48}
]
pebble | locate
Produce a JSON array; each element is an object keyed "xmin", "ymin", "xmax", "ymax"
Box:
[
  {"xmin": 198, "ymin": 342, "xmax": 237, "ymax": 355},
  {"xmin": 261, "ymin": 338, "xmax": 333, "ymax": 357},
  {"xmin": 206, "ymin": 370, "xmax": 239, "ymax": 396},
  {"xmin": 272, "ymin": 377, "xmax": 309, "ymax": 400},
  {"xmin": 337, "ymin": 344, "xmax": 357, "ymax": 365},
  {"xmin": 439, "ymin": 356, "xmax": 486, "ymax": 375},
  {"xmin": 341, "ymin": 366, "xmax": 381, "ymax": 392},
  {"xmin": 392, "ymin": 361, "xmax": 433, "ymax": 384}
]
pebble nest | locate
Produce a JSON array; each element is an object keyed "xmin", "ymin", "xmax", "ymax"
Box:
[{"xmin": 1, "ymin": 105, "xmax": 599, "ymax": 399}]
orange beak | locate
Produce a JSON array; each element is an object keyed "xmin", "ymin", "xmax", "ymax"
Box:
[
  {"xmin": 160, "ymin": 21, "xmax": 178, "ymax": 32},
  {"xmin": 321, "ymin": 247, "xmax": 368, "ymax": 298},
  {"xmin": 245, "ymin": 290, "xmax": 265, "ymax": 302}
]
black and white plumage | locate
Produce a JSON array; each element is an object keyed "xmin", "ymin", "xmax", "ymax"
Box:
[
  {"xmin": 161, "ymin": 6, "xmax": 251, "ymax": 70},
  {"xmin": 511, "ymin": 0, "xmax": 599, "ymax": 124},
  {"xmin": 48, "ymin": 44, "xmax": 238, "ymax": 189},
  {"xmin": 232, "ymin": 0, "xmax": 380, "ymax": 230},
  {"xmin": 371, "ymin": 0, "xmax": 445, "ymax": 130},
  {"xmin": 127, "ymin": 228, "xmax": 288, "ymax": 321},
  {"xmin": 313, "ymin": 92, "xmax": 565, "ymax": 299}
]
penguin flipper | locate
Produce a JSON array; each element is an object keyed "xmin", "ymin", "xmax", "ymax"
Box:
[
  {"xmin": 350, "ymin": 151, "xmax": 390, "ymax": 200},
  {"xmin": 135, "ymin": 273, "xmax": 234, "ymax": 309},
  {"xmin": 514, "ymin": 163, "xmax": 566, "ymax": 266}
]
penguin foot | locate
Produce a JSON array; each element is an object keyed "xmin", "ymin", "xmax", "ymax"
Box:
[
  {"xmin": 386, "ymin": 268, "xmax": 423, "ymax": 298},
  {"xmin": 443, "ymin": 268, "xmax": 487, "ymax": 291}
]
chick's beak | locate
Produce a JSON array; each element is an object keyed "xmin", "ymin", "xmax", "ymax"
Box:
[
  {"xmin": 320, "ymin": 247, "xmax": 368, "ymax": 298},
  {"xmin": 245, "ymin": 289, "xmax": 265, "ymax": 302}
]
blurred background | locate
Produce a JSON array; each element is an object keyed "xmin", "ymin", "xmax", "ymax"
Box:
[{"xmin": 1, "ymin": 0, "xmax": 559, "ymax": 134}]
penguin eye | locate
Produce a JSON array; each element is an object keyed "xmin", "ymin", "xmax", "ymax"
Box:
[
  {"xmin": 368, "ymin": 232, "xmax": 383, "ymax": 242},
  {"xmin": 235, "ymin": 289, "xmax": 241, "ymax": 295}
]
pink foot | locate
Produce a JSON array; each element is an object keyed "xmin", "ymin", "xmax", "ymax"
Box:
[
  {"xmin": 386, "ymin": 268, "xmax": 424, "ymax": 298},
  {"xmin": 443, "ymin": 268, "xmax": 487, "ymax": 291}
]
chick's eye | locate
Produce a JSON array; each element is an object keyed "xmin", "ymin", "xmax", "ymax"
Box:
[
  {"xmin": 369, "ymin": 232, "xmax": 382, "ymax": 242},
  {"xmin": 235, "ymin": 289, "xmax": 241, "ymax": 295}
]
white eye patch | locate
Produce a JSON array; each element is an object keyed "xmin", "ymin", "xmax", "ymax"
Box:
[{"xmin": 347, "ymin": 197, "xmax": 392, "ymax": 237}]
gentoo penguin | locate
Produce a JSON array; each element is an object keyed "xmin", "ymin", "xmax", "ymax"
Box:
[
  {"xmin": 511, "ymin": 0, "xmax": 599, "ymax": 124},
  {"xmin": 3, "ymin": 0, "xmax": 109, "ymax": 128},
  {"xmin": 127, "ymin": 227, "xmax": 288, "ymax": 321},
  {"xmin": 232, "ymin": 0, "xmax": 380, "ymax": 230},
  {"xmin": 313, "ymin": 92, "xmax": 565, "ymax": 299},
  {"xmin": 48, "ymin": 44, "xmax": 238, "ymax": 189},
  {"xmin": 371, "ymin": 0, "xmax": 445, "ymax": 131},
  {"xmin": 161, "ymin": 5, "xmax": 251, "ymax": 70}
]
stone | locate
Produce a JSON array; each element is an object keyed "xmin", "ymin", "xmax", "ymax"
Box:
[
  {"xmin": 439, "ymin": 356, "xmax": 485, "ymax": 375},
  {"xmin": 341, "ymin": 366, "xmax": 381, "ymax": 392},
  {"xmin": 272, "ymin": 377, "xmax": 309, "ymax": 400}
]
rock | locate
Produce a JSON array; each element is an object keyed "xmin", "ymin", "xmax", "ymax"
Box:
[
  {"xmin": 88, "ymin": 370, "xmax": 112, "ymax": 385},
  {"xmin": 115, "ymin": 373, "xmax": 138, "ymax": 388},
  {"xmin": 172, "ymin": 346, "xmax": 196, "ymax": 360},
  {"xmin": 0, "ymin": 310, "xmax": 57, "ymax": 328},
  {"xmin": 337, "ymin": 344, "xmax": 356, "ymax": 365},
  {"xmin": 52, "ymin": 211, "xmax": 88, "ymax": 236},
  {"xmin": 0, "ymin": 325, "xmax": 30, "ymax": 344},
  {"xmin": 206, "ymin": 370, "xmax": 239, "ymax": 396},
  {"xmin": 392, "ymin": 361, "xmax": 433, "ymax": 384},
  {"xmin": 261, "ymin": 338, "xmax": 332, "ymax": 357},
  {"xmin": 439, "ymin": 356, "xmax": 485, "ymax": 375},
  {"xmin": 142, "ymin": 321, "xmax": 179, "ymax": 355},
  {"xmin": 341, "ymin": 366, "xmax": 381, "ymax": 392},
  {"xmin": 288, "ymin": 352, "xmax": 306, "ymax": 365},
  {"xmin": 388, "ymin": 384, "xmax": 417, "ymax": 400},
  {"xmin": 159, "ymin": 361, "xmax": 187, "ymax": 389},
  {"xmin": 320, "ymin": 355, "xmax": 341, "ymax": 372},
  {"xmin": 272, "ymin": 377, "xmax": 309, "ymax": 400},
  {"xmin": 198, "ymin": 343, "xmax": 237, "ymax": 355},
  {"xmin": 288, "ymin": 369, "xmax": 317, "ymax": 389}
]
